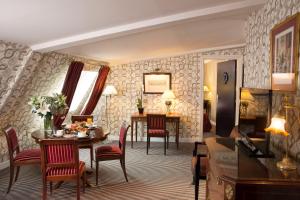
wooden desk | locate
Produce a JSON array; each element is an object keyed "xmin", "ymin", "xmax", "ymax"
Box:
[
  {"xmin": 131, "ymin": 112, "xmax": 180, "ymax": 149},
  {"xmin": 205, "ymin": 137, "xmax": 300, "ymax": 200}
]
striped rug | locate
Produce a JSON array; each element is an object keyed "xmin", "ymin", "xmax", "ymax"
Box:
[{"xmin": 0, "ymin": 142, "xmax": 206, "ymax": 200}]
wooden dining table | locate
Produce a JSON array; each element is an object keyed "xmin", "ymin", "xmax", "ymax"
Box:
[
  {"xmin": 31, "ymin": 127, "xmax": 109, "ymax": 187},
  {"xmin": 31, "ymin": 127, "xmax": 109, "ymax": 144}
]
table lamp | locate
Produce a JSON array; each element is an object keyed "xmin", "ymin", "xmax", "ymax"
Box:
[
  {"xmin": 204, "ymin": 85, "xmax": 210, "ymax": 92},
  {"xmin": 162, "ymin": 90, "xmax": 176, "ymax": 113},
  {"xmin": 103, "ymin": 85, "xmax": 117, "ymax": 130},
  {"xmin": 240, "ymin": 89, "xmax": 254, "ymax": 117},
  {"xmin": 265, "ymin": 115, "xmax": 297, "ymax": 170}
]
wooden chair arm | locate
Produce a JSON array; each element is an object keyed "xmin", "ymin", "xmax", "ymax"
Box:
[{"xmin": 193, "ymin": 141, "xmax": 207, "ymax": 156}]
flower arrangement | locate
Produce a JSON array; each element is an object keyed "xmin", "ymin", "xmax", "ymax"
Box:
[{"xmin": 29, "ymin": 93, "xmax": 68, "ymax": 130}]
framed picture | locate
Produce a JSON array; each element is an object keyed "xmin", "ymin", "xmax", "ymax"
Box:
[
  {"xmin": 143, "ymin": 72, "xmax": 171, "ymax": 94},
  {"xmin": 271, "ymin": 13, "xmax": 300, "ymax": 92}
]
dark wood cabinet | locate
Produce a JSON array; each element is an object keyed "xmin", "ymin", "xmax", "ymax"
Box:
[{"xmin": 205, "ymin": 137, "xmax": 300, "ymax": 200}]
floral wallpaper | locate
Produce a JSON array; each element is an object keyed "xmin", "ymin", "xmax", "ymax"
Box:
[
  {"xmin": 0, "ymin": 41, "xmax": 32, "ymax": 112},
  {"xmin": 244, "ymin": 0, "xmax": 300, "ymax": 161},
  {"xmin": 93, "ymin": 47, "xmax": 244, "ymax": 143},
  {"xmin": 0, "ymin": 41, "xmax": 105, "ymax": 164}
]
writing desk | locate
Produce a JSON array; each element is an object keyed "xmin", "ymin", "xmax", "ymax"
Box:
[
  {"xmin": 205, "ymin": 137, "xmax": 300, "ymax": 200},
  {"xmin": 131, "ymin": 112, "xmax": 180, "ymax": 149}
]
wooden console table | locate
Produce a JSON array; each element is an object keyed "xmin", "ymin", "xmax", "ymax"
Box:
[
  {"xmin": 130, "ymin": 112, "xmax": 180, "ymax": 149},
  {"xmin": 205, "ymin": 137, "xmax": 300, "ymax": 200}
]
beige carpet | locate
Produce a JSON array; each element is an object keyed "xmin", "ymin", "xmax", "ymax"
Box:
[{"xmin": 0, "ymin": 142, "xmax": 206, "ymax": 200}]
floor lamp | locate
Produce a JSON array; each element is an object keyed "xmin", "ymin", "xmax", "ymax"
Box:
[{"xmin": 103, "ymin": 85, "xmax": 117, "ymax": 131}]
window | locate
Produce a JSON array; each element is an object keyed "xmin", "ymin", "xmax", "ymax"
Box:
[{"xmin": 69, "ymin": 71, "xmax": 98, "ymax": 112}]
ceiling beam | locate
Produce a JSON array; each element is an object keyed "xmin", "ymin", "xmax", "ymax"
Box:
[{"xmin": 31, "ymin": 0, "xmax": 265, "ymax": 52}]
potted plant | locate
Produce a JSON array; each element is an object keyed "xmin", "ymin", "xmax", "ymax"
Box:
[{"xmin": 136, "ymin": 98, "xmax": 144, "ymax": 114}]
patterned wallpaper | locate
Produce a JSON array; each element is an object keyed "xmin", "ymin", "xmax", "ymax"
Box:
[
  {"xmin": 244, "ymin": 0, "xmax": 300, "ymax": 161},
  {"xmin": 0, "ymin": 41, "xmax": 32, "ymax": 111},
  {"xmin": 0, "ymin": 41, "xmax": 105, "ymax": 163},
  {"xmin": 92, "ymin": 47, "xmax": 244, "ymax": 143}
]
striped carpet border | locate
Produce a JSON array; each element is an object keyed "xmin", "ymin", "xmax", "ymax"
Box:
[{"xmin": 0, "ymin": 142, "xmax": 206, "ymax": 200}]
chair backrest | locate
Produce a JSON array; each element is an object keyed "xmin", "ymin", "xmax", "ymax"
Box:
[
  {"xmin": 4, "ymin": 127, "xmax": 20, "ymax": 162},
  {"xmin": 119, "ymin": 122, "xmax": 130, "ymax": 155},
  {"xmin": 71, "ymin": 115, "xmax": 93, "ymax": 123},
  {"xmin": 147, "ymin": 114, "xmax": 166, "ymax": 130},
  {"xmin": 40, "ymin": 139, "xmax": 80, "ymax": 176}
]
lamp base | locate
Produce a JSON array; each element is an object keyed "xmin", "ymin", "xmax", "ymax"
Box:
[
  {"xmin": 165, "ymin": 101, "xmax": 172, "ymax": 114},
  {"xmin": 276, "ymin": 156, "xmax": 297, "ymax": 170}
]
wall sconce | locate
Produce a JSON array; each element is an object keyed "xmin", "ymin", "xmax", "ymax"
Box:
[{"xmin": 162, "ymin": 90, "xmax": 176, "ymax": 114}]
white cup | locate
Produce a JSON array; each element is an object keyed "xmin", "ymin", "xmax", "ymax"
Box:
[
  {"xmin": 55, "ymin": 130, "xmax": 64, "ymax": 137},
  {"xmin": 78, "ymin": 131, "xmax": 87, "ymax": 137}
]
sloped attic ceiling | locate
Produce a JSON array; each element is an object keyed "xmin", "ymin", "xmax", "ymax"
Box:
[{"xmin": 0, "ymin": 0, "xmax": 266, "ymax": 64}]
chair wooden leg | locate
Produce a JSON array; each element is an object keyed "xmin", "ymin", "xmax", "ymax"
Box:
[
  {"xmin": 42, "ymin": 177, "xmax": 47, "ymax": 200},
  {"xmin": 77, "ymin": 175, "xmax": 80, "ymax": 200},
  {"xmin": 50, "ymin": 182, "xmax": 53, "ymax": 195},
  {"xmin": 146, "ymin": 137, "xmax": 149, "ymax": 155},
  {"xmin": 167, "ymin": 134, "xmax": 169, "ymax": 149},
  {"xmin": 82, "ymin": 171, "xmax": 86, "ymax": 193},
  {"xmin": 96, "ymin": 160, "xmax": 99, "ymax": 185},
  {"xmin": 195, "ymin": 155, "xmax": 201, "ymax": 200},
  {"xmin": 90, "ymin": 147, "xmax": 93, "ymax": 168},
  {"xmin": 164, "ymin": 136, "xmax": 166, "ymax": 155},
  {"xmin": 14, "ymin": 166, "xmax": 20, "ymax": 182},
  {"xmin": 7, "ymin": 165, "xmax": 14, "ymax": 193},
  {"xmin": 120, "ymin": 158, "xmax": 128, "ymax": 182}
]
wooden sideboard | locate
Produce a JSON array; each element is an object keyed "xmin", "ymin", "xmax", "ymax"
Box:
[{"xmin": 205, "ymin": 137, "xmax": 300, "ymax": 200}]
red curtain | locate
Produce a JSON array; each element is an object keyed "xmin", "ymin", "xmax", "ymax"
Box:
[
  {"xmin": 80, "ymin": 66, "xmax": 110, "ymax": 115},
  {"xmin": 54, "ymin": 61, "xmax": 84, "ymax": 128}
]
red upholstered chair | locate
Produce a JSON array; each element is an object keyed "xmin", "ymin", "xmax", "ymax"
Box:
[
  {"xmin": 147, "ymin": 114, "xmax": 169, "ymax": 155},
  {"xmin": 95, "ymin": 123, "xmax": 130, "ymax": 185},
  {"xmin": 71, "ymin": 115, "xmax": 94, "ymax": 168},
  {"xmin": 40, "ymin": 139, "xmax": 86, "ymax": 200},
  {"xmin": 4, "ymin": 126, "xmax": 41, "ymax": 193}
]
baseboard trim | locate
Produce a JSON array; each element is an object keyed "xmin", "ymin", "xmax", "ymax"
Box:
[
  {"xmin": 108, "ymin": 135, "xmax": 198, "ymax": 143},
  {"xmin": 0, "ymin": 160, "xmax": 9, "ymax": 170}
]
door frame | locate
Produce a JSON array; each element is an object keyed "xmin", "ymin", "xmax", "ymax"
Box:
[{"xmin": 199, "ymin": 55, "xmax": 243, "ymax": 140}]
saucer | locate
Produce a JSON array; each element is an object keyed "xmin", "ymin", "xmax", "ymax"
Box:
[
  {"xmin": 53, "ymin": 134, "xmax": 63, "ymax": 137},
  {"xmin": 77, "ymin": 134, "xmax": 88, "ymax": 138},
  {"xmin": 63, "ymin": 134, "xmax": 75, "ymax": 138}
]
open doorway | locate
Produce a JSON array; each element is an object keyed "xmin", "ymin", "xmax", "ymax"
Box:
[{"xmin": 203, "ymin": 59, "xmax": 237, "ymax": 137}]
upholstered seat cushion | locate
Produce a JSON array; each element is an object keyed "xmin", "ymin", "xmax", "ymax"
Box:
[
  {"xmin": 148, "ymin": 129, "xmax": 169, "ymax": 137},
  {"xmin": 95, "ymin": 145, "xmax": 122, "ymax": 158},
  {"xmin": 46, "ymin": 161, "xmax": 85, "ymax": 177},
  {"xmin": 14, "ymin": 149, "xmax": 41, "ymax": 162}
]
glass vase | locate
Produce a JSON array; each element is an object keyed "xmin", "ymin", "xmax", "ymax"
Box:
[{"xmin": 43, "ymin": 115, "xmax": 53, "ymax": 133}]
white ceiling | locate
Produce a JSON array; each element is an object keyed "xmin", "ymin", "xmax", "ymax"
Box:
[{"xmin": 0, "ymin": 0, "xmax": 267, "ymax": 65}]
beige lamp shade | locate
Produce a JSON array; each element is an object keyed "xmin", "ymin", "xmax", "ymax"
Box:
[
  {"xmin": 203, "ymin": 85, "xmax": 210, "ymax": 92},
  {"xmin": 265, "ymin": 117, "xmax": 288, "ymax": 136},
  {"xmin": 162, "ymin": 90, "xmax": 176, "ymax": 100},
  {"xmin": 103, "ymin": 85, "xmax": 117, "ymax": 96},
  {"xmin": 241, "ymin": 89, "xmax": 254, "ymax": 101}
]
